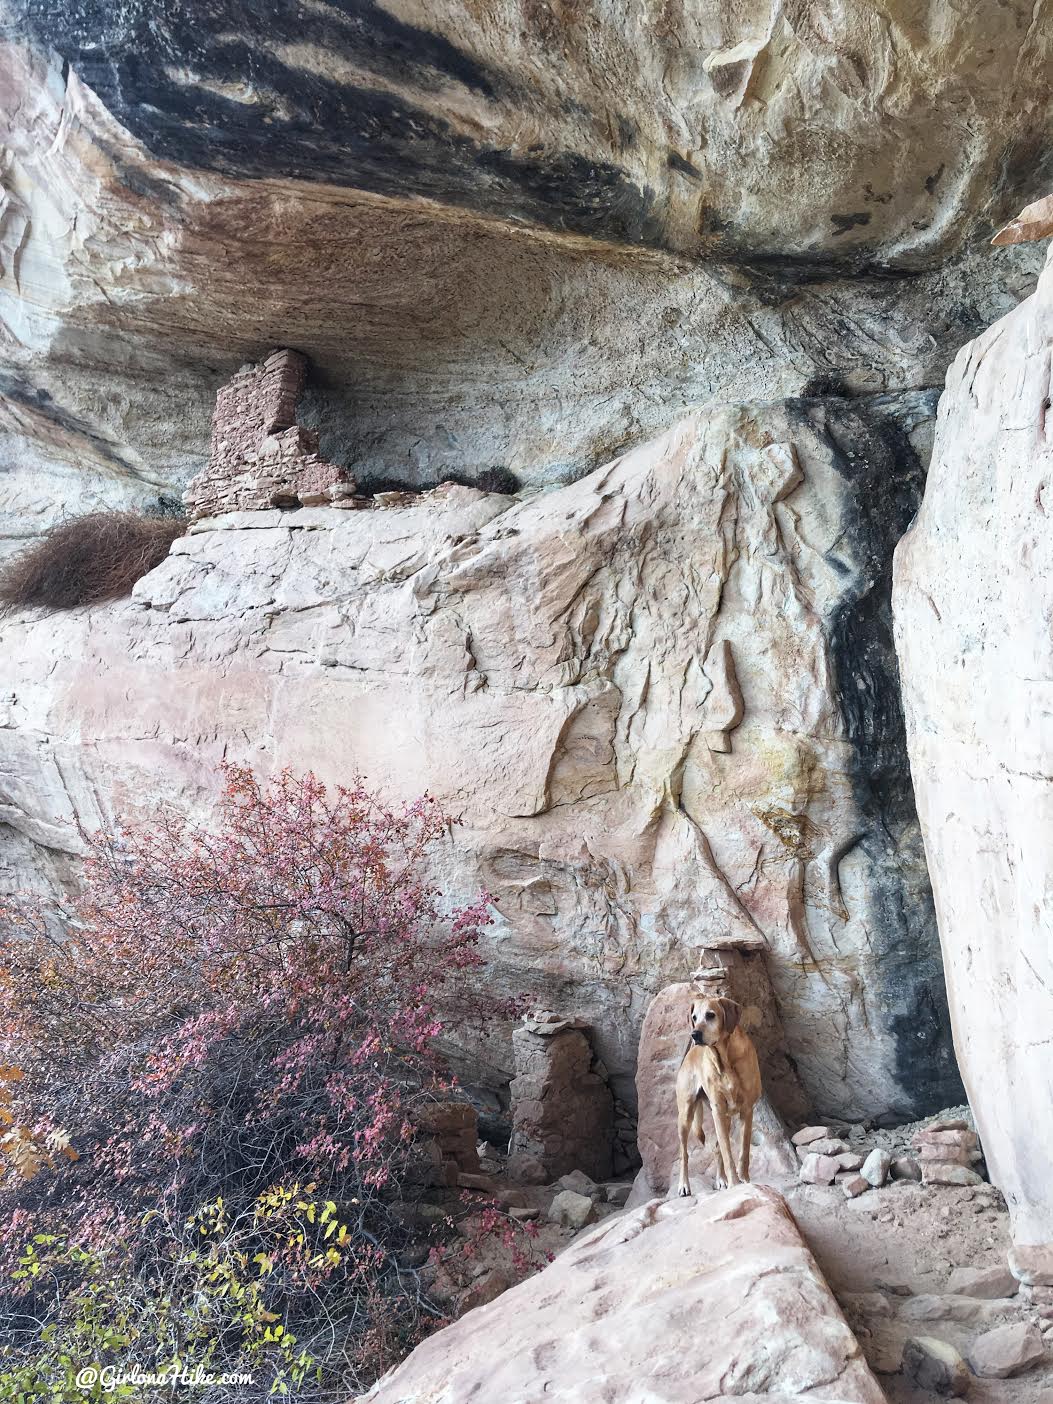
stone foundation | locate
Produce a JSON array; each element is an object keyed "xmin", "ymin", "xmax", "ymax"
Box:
[
  {"xmin": 413, "ymin": 1101, "xmax": 481, "ymax": 1188},
  {"xmin": 184, "ymin": 350, "xmax": 355, "ymax": 520}
]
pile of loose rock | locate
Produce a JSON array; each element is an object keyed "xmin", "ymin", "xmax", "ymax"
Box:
[
  {"xmin": 405, "ymin": 1095, "xmax": 637, "ymax": 1318},
  {"xmin": 897, "ymin": 1251, "xmax": 1052, "ymax": 1395},
  {"xmin": 793, "ymin": 1114, "xmax": 985, "ymax": 1197}
]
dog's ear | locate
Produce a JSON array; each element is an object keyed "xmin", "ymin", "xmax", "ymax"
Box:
[{"xmin": 718, "ymin": 998, "xmax": 741, "ymax": 1035}]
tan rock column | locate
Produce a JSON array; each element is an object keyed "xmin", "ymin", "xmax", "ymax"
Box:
[
  {"xmin": 893, "ymin": 224, "xmax": 1053, "ymax": 1248},
  {"xmin": 633, "ymin": 954, "xmax": 801, "ymax": 1199}
]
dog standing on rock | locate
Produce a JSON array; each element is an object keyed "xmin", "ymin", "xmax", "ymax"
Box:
[{"xmin": 675, "ymin": 993, "xmax": 762, "ymax": 1196}]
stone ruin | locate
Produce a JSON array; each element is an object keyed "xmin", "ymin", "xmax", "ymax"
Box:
[
  {"xmin": 412, "ymin": 1101, "xmax": 481, "ymax": 1188},
  {"xmin": 508, "ymin": 1010, "xmax": 614, "ymax": 1182},
  {"xmin": 183, "ymin": 349, "xmax": 357, "ymax": 521}
]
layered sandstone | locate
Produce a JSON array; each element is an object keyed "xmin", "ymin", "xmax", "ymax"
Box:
[
  {"xmin": 360, "ymin": 1184, "xmax": 885, "ymax": 1404},
  {"xmin": 2, "ymin": 4, "xmax": 1050, "ymax": 554},
  {"xmin": 893, "ymin": 240, "xmax": 1053, "ymax": 1247},
  {"xmin": 0, "ymin": 400, "xmax": 963, "ymax": 1123}
]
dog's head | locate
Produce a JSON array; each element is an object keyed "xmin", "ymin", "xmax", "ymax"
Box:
[{"xmin": 689, "ymin": 995, "xmax": 741, "ymax": 1046}]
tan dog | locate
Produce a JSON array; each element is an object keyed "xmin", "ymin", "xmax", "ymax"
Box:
[{"xmin": 675, "ymin": 993, "xmax": 762, "ymax": 1196}]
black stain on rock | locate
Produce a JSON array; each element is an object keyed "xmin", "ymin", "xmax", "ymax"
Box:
[
  {"xmin": 789, "ymin": 397, "xmax": 966, "ymax": 1119},
  {"xmin": 11, "ymin": 0, "xmax": 664, "ymax": 251},
  {"xmin": 830, "ymin": 211, "xmax": 873, "ymax": 235},
  {"xmin": 0, "ymin": 372, "xmax": 136, "ymax": 475},
  {"xmin": 924, "ymin": 163, "xmax": 946, "ymax": 195},
  {"xmin": 799, "ymin": 373, "xmax": 852, "ymax": 399},
  {"xmin": 667, "ymin": 150, "xmax": 701, "ymax": 179}
]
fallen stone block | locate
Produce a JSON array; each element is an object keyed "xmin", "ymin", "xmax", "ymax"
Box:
[
  {"xmin": 861, "ymin": 1148, "xmax": 892, "ymax": 1187},
  {"xmin": 840, "ymin": 1173, "xmax": 870, "ymax": 1199},
  {"xmin": 796, "ymin": 1137, "xmax": 849, "ymax": 1159},
  {"xmin": 792, "ymin": 1125, "xmax": 832, "ymax": 1146},
  {"xmin": 1010, "ymin": 1244, "xmax": 1053, "ymax": 1287},
  {"xmin": 547, "ymin": 1189, "xmax": 597, "ymax": 1229},
  {"xmin": 557, "ymin": 1169, "xmax": 603, "ymax": 1201},
  {"xmin": 913, "ymin": 1127, "xmax": 978, "ymax": 1152},
  {"xmin": 900, "ymin": 1293, "xmax": 1019, "ymax": 1326},
  {"xmin": 921, "ymin": 1162, "xmax": 984, "ymax": 1187},
  {"xmin": 918, "ymin": 1144, "xmax": 981, "ymax": 1165},
  {"xmin": 800, "ymin": 1152, "xmax": 841, "ymax": 1185},
  {"xmin": 946, "ymin": 1265, "xmax": 1018, "ymax": 1299},
  {"xmin": 891, "ymin": 1156, "xmax": 922, "ymax": 1181},
  {"xmin": 968, "ymin": 1321, "xmax": 1046, "ymax": 1378},
  {"xmin": 902, "ymin": 1336, "xmax": 971, "ymax": 1396}
]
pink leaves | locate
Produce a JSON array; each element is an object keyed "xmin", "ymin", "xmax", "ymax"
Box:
[{"xmin": 0, "ymin": 763, "xmax": 521, "ymax": 1382}]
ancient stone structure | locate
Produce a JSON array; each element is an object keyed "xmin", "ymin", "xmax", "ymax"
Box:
[
  {"xmin": 360, "ymin": 1184, "xmax": 886, "ymax": 1404},
  {"xmin": 508, "ymin": 1012, "xmax": 613, "ymax": 1182},
  {"xmin": 412, "ymin": 1101, "xmax": 480, "ymax": 1188},
  {"xmin": 894, "ymin": 224, "xmax": 1053, "ymax": 1250},
  {"xmin": 183, "ymin": 350, "xmax": 354, "ymax": 520}
]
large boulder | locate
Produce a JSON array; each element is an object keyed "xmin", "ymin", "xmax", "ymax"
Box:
[
  {"xmin": 893, "ymin": 229, "xmax": 1053, "ymax": 1247},
  {"xmin": 359, "ymin": 1184, "xmax": 885, "ymax": 1403},
  {"xmin": 1, "ymin": 401, "xmax": 964, "ymax": 1123}
]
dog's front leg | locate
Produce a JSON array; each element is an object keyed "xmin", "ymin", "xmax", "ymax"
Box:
[
  {"xmin": 676, "ymin": 1098, "xmax": 693, "ymax": 1197},
  {"xmin": 713, "ymin": 1104, "xmax": 739, "ymax": 1189},
  {"xmin": 739, "ymin": 1105, "xmax": 754, "ymax": 1183}
]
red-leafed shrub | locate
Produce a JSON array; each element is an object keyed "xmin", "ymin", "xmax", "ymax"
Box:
[{"xmin": 0, "ymin": 766, "xmax": 525, "ymax": 1396}]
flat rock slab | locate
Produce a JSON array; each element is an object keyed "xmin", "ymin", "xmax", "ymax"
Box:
[
  {"xmin": 359, "ymin": 1185, "xmax": 884, "ymax": 1404},
  {"xmin": 946, "ymin": 1265, "xmax": 1018, "ymax": 1299}
]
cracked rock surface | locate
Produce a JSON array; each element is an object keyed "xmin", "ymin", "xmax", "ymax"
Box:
[
  {"xmin": 2, "ymin": 400, "xmax": 964, "ymax": 1121},
  {"xmin": 359, "ymin": 1183, "xmax": 885, "ymax": 1404}
]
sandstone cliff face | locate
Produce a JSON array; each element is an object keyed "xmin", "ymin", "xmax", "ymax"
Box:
[
  {"xmin": 1, "ymin": 2, "xmax": 1050, "ymax": 553},
  {"xmin": 1, "ymin": 398, "xmax": 963, "ymax": 1122},
  {"xmin": 894, "ymin": 244, "xmax": 1053, "ymax": 1247},
  {"xmin": 5, "ymin": 0, "xmax": 1053, "ymax": 1171}
]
